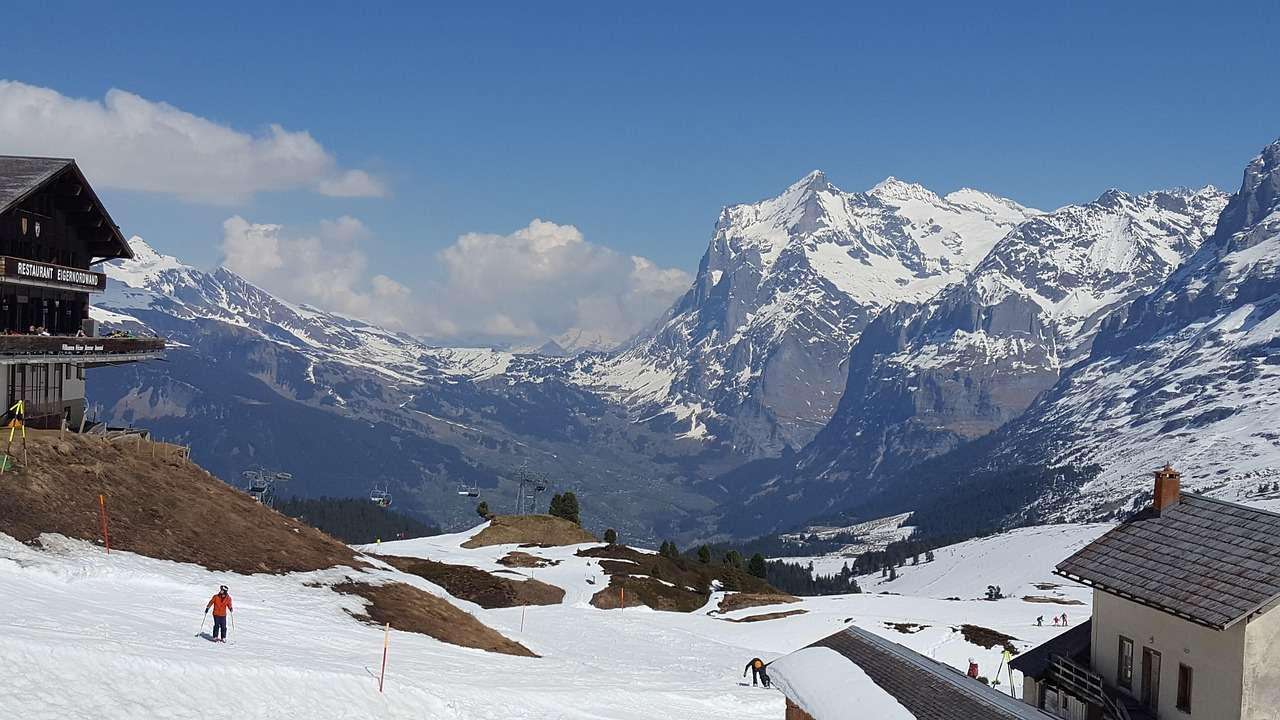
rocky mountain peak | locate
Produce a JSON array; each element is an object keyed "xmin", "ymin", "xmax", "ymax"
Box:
[
  {"xmin": 1215, "ymin": 138, "xmax": 1280, "ymax": 239},
  {"xmin": 868, "ymin": 176, "xmax": 941, "ymax": 205}
]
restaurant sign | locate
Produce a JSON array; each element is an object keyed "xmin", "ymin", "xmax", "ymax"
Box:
[{"xmin": 2, "ymin": 257, "xmax": 107, "ymax": 291}]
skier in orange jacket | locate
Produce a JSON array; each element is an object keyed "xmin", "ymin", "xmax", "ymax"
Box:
[{"xmin": 205, "ymin": 585, "xmax": 233, "ymax": 642}]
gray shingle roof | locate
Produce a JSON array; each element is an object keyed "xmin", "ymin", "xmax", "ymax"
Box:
[
  {"xmin": 1056, "ymin": 494, "xmax": 1280, "ymax": 630},
  {"xmin": 0, "ymin": 156, "xmax": 74, "ymax": 214},
  {"xmin": 775, "ymin": 624, "xmax": 1050, "ymax": 719},
  {"xmin": 0, "ymin": 155, "xmax": 133, "ymax": 260}
]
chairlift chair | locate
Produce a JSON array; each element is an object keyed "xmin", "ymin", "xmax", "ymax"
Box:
[
  {"xmin": 457, "ymin": 482, "xmax": 480, "ymax": 498},
  {"xmin": 370, "ymin": 486, "xmax": 393, "ymax": 508}
]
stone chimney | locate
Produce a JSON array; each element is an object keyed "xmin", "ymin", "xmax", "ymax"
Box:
[{"xmin": 1153, "ymin": 464, "xmax": 1181, "ymax": 513}]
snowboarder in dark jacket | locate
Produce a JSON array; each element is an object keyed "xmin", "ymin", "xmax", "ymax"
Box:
[{"xmin": 744, "ymin": 657, "xmax": 771, "ymax": 687}]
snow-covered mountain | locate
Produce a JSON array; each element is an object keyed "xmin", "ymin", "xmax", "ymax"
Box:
[
  {"xmin": 89, "ymin": 243, "xmax": 716, "ymax": 541},
  {"xmin": 707, "ymin": 184, "xmax": 1228, "ymax": 535},
  {"xmin": 601, "ymin": 171, "xmax": 1038, "ymax": 455},
  {"xmin": 988, "ymin": 139, "xmax": 1280, "ymax": 519}
]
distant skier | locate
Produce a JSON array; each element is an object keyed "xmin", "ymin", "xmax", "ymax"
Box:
[
  {"xmin": 967, "ymin": 658, "xmax": 979, "ymax": 679},
  {"xmin": 1061, "ymin": 612, "xmax": 1069, "ymax": 627},
  {"xmin": 744, "ymin": 657, "xmax": 771, "ymax": 687},
  {"xmin": 1036, "ymin": 615, "xmax": 1043, "ymax": 627},
  {"xmin": 205, "ymin": 585, "xmax": 233, "ymax": 642}
]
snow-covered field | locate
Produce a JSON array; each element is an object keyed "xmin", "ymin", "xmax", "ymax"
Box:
[{"xmin": 0, "ymin": 523, "xmax": 1103, "ymax": 719}]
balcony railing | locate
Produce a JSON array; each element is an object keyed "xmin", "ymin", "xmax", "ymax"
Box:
[
  {"xmin": 1049, "ymin": 654, "xmax": 1144, "ymax": 720},
  {"xmin": 0, "ymin": 334, "xmax": 165, "ymax": 364}
]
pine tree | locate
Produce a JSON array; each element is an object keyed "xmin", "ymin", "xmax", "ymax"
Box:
[
  {"xmin": 697, "ymin": 545, "xmax": 711, "ymax": 564},
  {"xmin": 747, "ymin": 553, "xmax": 767, "ymax": 579},
  {"xmin": 603, "ymin": 528, "xmax": 617, "ymax": 544},
  {"xmin": 889, "ymin": 567, "xmax": 898, "ymax": 581},
  {"xmin": 724, "ymin": 550, "xmax": 743, "ymax": 569},
  {"xmin": 911, "ymin": 554, "xmax": 919, "ymax": 566},
  {"xmin": 925, "ymin": 549, "xmax": 935, "ymax": 562},
  {"xmin": 561, "ymin": 491, "xmax": 581, "ymax": 525},
  {"xmin": 476, "ymin": 501, "xmax": 492, "ymax": 520},
  {"xmin": 549, "ymin": 491, "xmax": 581, "ymax": 525}
]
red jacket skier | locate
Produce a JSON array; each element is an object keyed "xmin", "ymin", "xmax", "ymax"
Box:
[{"xmin": 205, "ymin": 585, "xmax": 233, "ymax": 642}]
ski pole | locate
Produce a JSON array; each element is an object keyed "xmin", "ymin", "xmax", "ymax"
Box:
[{"xmin": 199, "ymin": 612, "xmax": 207, "ymax": 635}]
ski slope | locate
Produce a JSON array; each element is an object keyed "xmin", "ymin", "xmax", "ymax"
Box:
[
  {"xmin": 0, "ymin": 523, "xmax": 1102, "ymax": 719},
  {"xmin": 778, "ymin": 523, "xmax": 1110, "ymax": 599}
]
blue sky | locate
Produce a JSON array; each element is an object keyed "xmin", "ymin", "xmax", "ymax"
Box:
[{"xmin": 2, "ymin": 1, "xmax": 1277, "ymax": 343}]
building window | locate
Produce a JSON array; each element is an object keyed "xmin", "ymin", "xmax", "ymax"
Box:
[
  {"xmin": 1118, "ymin": 636, "xmax": 1134, "ymax": 689},
  {"xmin": 1177, "ymin": 664, "xmax": 1192, "ymax": 712}
]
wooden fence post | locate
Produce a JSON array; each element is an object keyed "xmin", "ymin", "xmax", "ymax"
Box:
[
  {"xmin": 378, "ymin": 623, "xmax": 390, "ymax": 693},
  {"xmin": 98, "ymin": 494, "xmax": 111, "ymax": 555}
]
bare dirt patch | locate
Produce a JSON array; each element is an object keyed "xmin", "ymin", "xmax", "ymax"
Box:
[
  {"xmin": 717, "ymin": 592, "xmax": 800, "ymax": 614},
  {"xmin": 0, "ymin": 431, "xmax": 360, "ymax": 573},
  {"xmin": 958, "ymin": 624, "xmax": 1019, "ymax": 654},
  {"xmin": 333, "ymin": 581, "xmax": 536, "ymax": 657},
  {"xmin": 885, "ymin": 622, "xmax": 929, "ymax": 634},
  {"xmin": 590, "ymin": 575, "xmax": 706, "ymax": 612},
  {"xmin": 461, "ymin": 515, "xmax": 596, "ymax": 548},
  {"xmin": 723, "ymin": 609, "xmax": 808, "ymax": 623},
  {"xmin": 1022, "ymin": 595, "xmax": 1085, "ymax": 606},
  {"xmin": 579, "ymin": 544, "xmax": 786, "ymax": 613},
  {"xmin": 497, "ymin": 551, "xmax": 561, "ymax": 569},
  {"xmin": 378, "ymin": 555, "xmax": 564, "ymax": 608}
]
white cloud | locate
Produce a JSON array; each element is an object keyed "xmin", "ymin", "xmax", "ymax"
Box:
[
  {"xmin": 217, "ymin": 215, "xmax": 692, "ymax": 349},
  {"xmin": 220, "ymin": 215, "xmax": 411, "ymax": 328},
  {"xmin": 0, "ymin": 80, "xmax": 385, "ymax": 204},
  {"xmin": 427, "ymin": 219, "xmax": 692, "ymax": 348}
]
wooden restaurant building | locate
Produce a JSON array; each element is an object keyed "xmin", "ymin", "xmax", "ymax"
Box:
[{"xmin": 0, "ymin": 156, "xmax": 164, "ymax": 427}]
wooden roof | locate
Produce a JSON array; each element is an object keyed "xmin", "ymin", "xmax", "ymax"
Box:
[
  {"xmin": 0, "ymin": 156, "xmax": 133, "ymax": 261},
  {"xmin": 1056, "ymin": 494, "xmax": 1280, "ymax": 630},
  {"xmin": 777, "ymin": 625, "xmax": 1050, "ymax": 719}
]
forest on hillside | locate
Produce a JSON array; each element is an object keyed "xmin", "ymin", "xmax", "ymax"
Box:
[{"xmin": 275, "ymin": 497, "xmax": 440, "ymax": 544}]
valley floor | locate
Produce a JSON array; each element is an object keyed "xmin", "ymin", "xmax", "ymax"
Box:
[{"xmin": 0, "ymin": 524, "xmax": 1104, "ymax": 719}]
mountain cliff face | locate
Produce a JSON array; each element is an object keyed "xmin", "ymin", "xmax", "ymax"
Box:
[
  {"xmin": 707, "ymin": 185, "xmax": 1228, "ymax": 535},
  {"xmin": 605, "ymin": 171, "xmax": 1036, "ymax": 456}
]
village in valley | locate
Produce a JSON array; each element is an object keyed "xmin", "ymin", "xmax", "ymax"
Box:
[{"xmin": 3, "ymin": 5, "xmax": 1280, "ymax": 720}]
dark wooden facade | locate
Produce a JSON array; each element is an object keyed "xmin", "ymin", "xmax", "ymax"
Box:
[{"xmin": 0, "ymin": 156, "xmax": 161, "ymax": 426}]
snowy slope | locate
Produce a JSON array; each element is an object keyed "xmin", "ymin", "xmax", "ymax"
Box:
[
  {"xmin": 1, "ymin": 522, "xmax": 1100, "ymax": 719},
  {"xmin": 776, "ymin": 523, "xmax": 1108, "ymax": 602},
  {"xmin": 600, "ymin": 171, "xmax": 1038, "ymax": 454}
]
